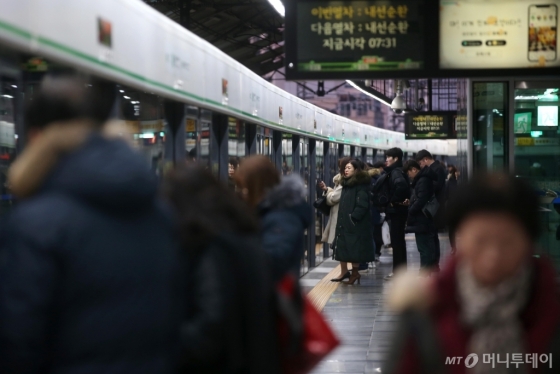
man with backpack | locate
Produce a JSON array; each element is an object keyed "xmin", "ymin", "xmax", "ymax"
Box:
[
  {"xmin": 371, "ymin": 148, "xmax": 410, "ymax": 280},
  {"xmin": 415, "ymin": 150, "xmax": 447, "ymax": 272}
]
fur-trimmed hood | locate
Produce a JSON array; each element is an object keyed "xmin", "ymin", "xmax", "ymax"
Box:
[
  {"xmin": 368, "ymin": 168, "xmax": 381, "ymax": 177},
  {"xmin": 10, "ymin": 123, "xmax": 158, "ymax": 214},
  {"xmin": 340, "ymin": 170, "xmax": 371, "ymax": 187},
  {"xmin": 259, "ymin": 174, "xmax": 307, "ymax": 211},
  {"xmin": 258, "ymin": 174, "xmax": 311, "ymax": 228},
  {"xmin": 333, "ymin": 173, "xmax": 342, "ymax": 186}
]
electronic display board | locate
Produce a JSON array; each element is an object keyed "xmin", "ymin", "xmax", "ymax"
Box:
[
  {"xmin": 404, "ymin": 112, "xmax": 457, "ymax": 139},
  {"xmin": 285, "ymin": 0, "xmax": 427, "ymax": 79}
]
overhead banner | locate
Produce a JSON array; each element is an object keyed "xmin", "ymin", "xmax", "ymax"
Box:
[
  {"xmin": 285, "ymin": 0, "xmax": 426, "ymax": 79},
  {"xmin": 440, "ymin": 0, "xmax": 560, "ymax": 69},
  {"xmin": 404, "ymin": 112, "xmax": 457, "ymax": 140}
]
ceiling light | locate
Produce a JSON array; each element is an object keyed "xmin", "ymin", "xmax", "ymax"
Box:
[
  {"xmin": 123, "ymin": 96, "xmax": 130, "ymax": 99},
  {"xmin": 267, "ymin": 0, "xmax": 285, "ymax": 17},
  {"xmin": 345, "ymin": 80, "xmax": 391, "ymax": 107},
  {"xmin": 11, "ymin": 85, "xmax": 17, "ymax": 88},
  {"xmin": 2, "ymin": 95, "xmax": 13, "ymax": 98},
  {"xmin": 119, "ymin": 90, "xmax": 125, "ymax": 93}
]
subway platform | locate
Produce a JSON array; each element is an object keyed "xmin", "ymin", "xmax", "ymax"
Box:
[{"xmin": 303, "ymin": 234, "xmax": 452, "ymax": 374}]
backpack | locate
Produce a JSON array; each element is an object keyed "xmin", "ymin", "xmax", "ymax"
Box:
[
  {"xmin": 371, "ymin": 169, "xmax": 406, "ymax": 211},
  {"xmin": 371, "ymin": 172, "xmax": 392, "ymax": 210}
]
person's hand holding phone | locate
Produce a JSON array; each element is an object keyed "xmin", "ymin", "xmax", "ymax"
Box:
[{"xmin": 318, "ymin": 181, "xmax": 328, "ymax": 191}]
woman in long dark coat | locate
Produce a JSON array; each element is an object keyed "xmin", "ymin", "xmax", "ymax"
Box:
[{"xmin": 333, "ymin": 159, "xmax": 375, "ymax": 285}]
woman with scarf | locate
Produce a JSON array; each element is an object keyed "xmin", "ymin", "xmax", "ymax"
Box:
[{"xmin": 383, "ymin": 173, "xmax": 560, "ymax": 374}]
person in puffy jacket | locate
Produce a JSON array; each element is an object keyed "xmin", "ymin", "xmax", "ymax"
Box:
[
  {"xmin": 234, "ymin": 155, "xmax": 312, "ymax": 282},
  {"xmin": 0, "ymin": 75, "xmax": 181, "ymax": 374},
  {"xmin": 332, "ymin": 159, "xmax": 375, "ymax": 285},
  {"xmin": 164, "ymin": 164, "xmax": 280, "ymax": 374},
  {"xmin": 318, "ymin": 157, "xmax": 351, "ymax": 281},
  {"xmin": 402, "ymin": 160, "xmax": 438, "ymax": 273}
]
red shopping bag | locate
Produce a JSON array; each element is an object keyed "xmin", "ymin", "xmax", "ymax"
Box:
[{"xmin": 277, "ymin": 274, "xmax": 340, "ymax": 374}]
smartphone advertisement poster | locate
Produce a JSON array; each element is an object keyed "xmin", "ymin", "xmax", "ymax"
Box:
[{"xmin": 440, "ymin": 0, "xmax": 560, "ymax": 69}]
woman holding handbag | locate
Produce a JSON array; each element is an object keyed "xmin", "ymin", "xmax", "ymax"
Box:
[{"xmin": 318, "ymin": 157, "xmax": 352, "ymax": 282}]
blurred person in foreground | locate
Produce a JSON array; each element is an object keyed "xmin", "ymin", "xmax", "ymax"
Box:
[
  {"xmin": 234, "ymin": 155, "xmax": 311, "ymax": 282},
  {"xmin": 384, "ymin": 174, "xmax": 560, "ymax": 374},
  {"xmin": 0, "ymin": 75, "xmax": 181, "ymax": 373},
  {"xmin": 331, "ymin": 159, "xmax": 375, "ymax": 285},
  {"xmin": 319, "ymin": 156, "xmax": 352, "ymax": 281},
  {"xmin": 402, "ymin": 160, "xmax": 438, "ymax": 274},
  {"xmin": 164, "ymin": 164, "xmax": 280, "ymax": 374},
  {"xmin": 416, "ymin": 150, "xmax": 447, "ymax": 272}
]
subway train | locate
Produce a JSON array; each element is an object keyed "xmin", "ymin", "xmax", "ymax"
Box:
[{"xmin": 0, "ymin": 0, "xmax": 456, "ymax": 273}]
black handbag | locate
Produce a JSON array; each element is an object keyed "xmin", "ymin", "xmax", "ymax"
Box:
[
  {"xmin": 422, "ymin": 195, "xmax": 440, "ymax": 219},
  {"xmin": 313, "ymin": 195, "xmax": 331, "ymax": 216}
]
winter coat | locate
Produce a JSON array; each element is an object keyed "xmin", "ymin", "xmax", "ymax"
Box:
[
  {"xmin": 0, "ymin": 133, "xmax": 182, "ymax": 374},
  {"xmin": 445, "ymin": 175, "xmax": 458, "ymax": 202},
  {"xmin": 334, "ymin": 170, "xmax": 375, "ymax": 263},
  {"xmin": 406, "ymin": 167, "xmax": 437, "ymax": 233},
  {"xmin": 383, "ymin": 256, "xmax": 560, "ymax": 374},
  {"xmin": 180, "ymin": 232, "xmax": 280, "ymax": 374},
  {"xmin": 429, "ymin": 160, "xmax": 447, "ymax": 229},
  {"xmin": 321, "ymin": 174, "xmax": 343, "ymax": 245},
  {"xmin": 384, "ymin": 161, "xmax": 410, "ymax": 216},
  {"xmin": 258, "ymin": 175, "xmax": 312, "ymax": 282},
  {"xmin": 368, "ymin": 168, "xmax": 383, "ymax": 226}
]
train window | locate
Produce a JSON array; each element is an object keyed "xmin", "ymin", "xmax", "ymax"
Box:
[
  {"xmin": 185, "ymin": 106, "xmax": 198, "ymax": 163},
  {"xmin": 282, "ymin": 132, "xmax": 293, "ymax": 175},
  {"xmin": 113, "ymin": 88, "xmax": 167, "ymax": 176},
  {"xmin": 0, "ymin": 77, "xmax": 17, "ymax": 216},
  {"xmin": 199, "ymin": 109, "xmax": 212, "ymax": 170},
  {"xmin": 366, "ymin": 148, "xmax": 375, "ymax": 164}
]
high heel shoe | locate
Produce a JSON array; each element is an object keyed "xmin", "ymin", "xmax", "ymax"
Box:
[
  {"xmin": 330, "ymin": 271, "xmax": 351, "ymax": 282},
  {"xmin": 343, "ymin": 270, "xmax": 361, "ymax": 285}
]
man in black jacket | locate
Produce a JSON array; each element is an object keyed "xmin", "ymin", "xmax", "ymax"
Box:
[
  {"xmin": 416, "ymin": 150, "xmax": 447, "ymax": 272},
  {"xmin": 0, "ymin": 76, "xmax": 182, "ymax": 373},
  {"xmin": 402, "ymin": 160, "xmax": 438, "ymax": 273},
  {"xmin": 383, "ymin": 148, "xmax": 410, "ymax": 280}
]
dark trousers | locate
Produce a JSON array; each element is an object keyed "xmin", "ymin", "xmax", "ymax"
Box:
[
  {"xmin": 388, "ymin": 213, "xmax": 407, "ymax": 272},
  {"xmin": 373, "ymin": 224, "xmax": 383, "ymax": 256},
  {"xmin": 415, "ymin": 231, "xmax": 437, "ymax": 270},
  {"xmin": 433, "ymin": 234, "xmax": 441, "ymax": 270}
]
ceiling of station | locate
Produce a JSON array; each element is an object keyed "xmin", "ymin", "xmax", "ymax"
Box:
[{"xmin": 144, "ymin": 0, "xmax": 285, "ymax": 77}]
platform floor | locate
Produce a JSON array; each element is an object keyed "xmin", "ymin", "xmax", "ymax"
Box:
[{"xmin": 303, "ymin": 233, "xmax": 452, "ymax": 374}]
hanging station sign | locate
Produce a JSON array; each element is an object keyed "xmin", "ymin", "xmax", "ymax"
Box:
[
  {"xmin": 404, "ymin": 111, "xmax": 457, "ymax": 140},
  {"xmin": 285, "ymin": 0, "xmax": 426, "ymax": 79},
  {"xmin": 285, "ymin": 0, "xmax": 560, "ymax": 79}
]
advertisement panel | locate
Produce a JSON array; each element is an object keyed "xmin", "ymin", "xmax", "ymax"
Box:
[{"xmin": 440, "ymin": 0, "xmax": 560, "ymax": 69}]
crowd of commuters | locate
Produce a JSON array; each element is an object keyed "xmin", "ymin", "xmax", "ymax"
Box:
[
  {"xmin": 0, "ymin": 73, "xmax": 557, "ymax": 373},
  {"xmin": 317, "ymin": 146, "xmax": 457, "ymax": 280}
]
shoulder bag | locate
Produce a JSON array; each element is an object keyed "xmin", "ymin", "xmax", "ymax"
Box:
[{"xmin": 422, "ymin": 195, "xmax": 440, "ymax": 219}]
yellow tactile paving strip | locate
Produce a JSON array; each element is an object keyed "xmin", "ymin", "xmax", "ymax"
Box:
[{"xmin": 306, "ymin": 265, "xmax": 342, "ymax": 312}]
